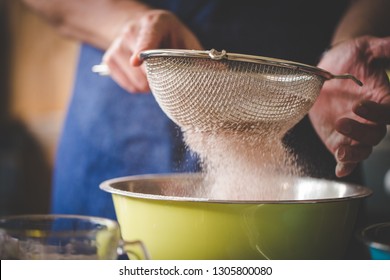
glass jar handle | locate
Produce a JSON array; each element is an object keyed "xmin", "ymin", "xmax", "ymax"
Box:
[{"xmin": 117, "ymin": 239, "xmax": 151, "ymax": 260}]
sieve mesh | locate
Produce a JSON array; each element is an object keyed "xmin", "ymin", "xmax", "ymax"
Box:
[{"xmin": 138, "ymin": 49, "xmax": 361, "ymax": 134}]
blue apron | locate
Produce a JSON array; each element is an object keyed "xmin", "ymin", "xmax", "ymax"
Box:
[{"xmin": 51, "ymin": 0, "xmax": 358, "ymax": 219}]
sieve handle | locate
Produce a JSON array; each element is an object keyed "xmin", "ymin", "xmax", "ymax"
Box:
[
  {"xmin": 92, "ymin": 64, "xmax": 110, "ymax": 76},
  {"xmin": 330, "ymin": 74, "xmax": 363, "ymax": 86}
]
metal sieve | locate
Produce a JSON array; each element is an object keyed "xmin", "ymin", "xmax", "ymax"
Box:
[
  {"xmin": 93, "ymin": 49, "xmax": 362, "ymax": 135},
  {"xmin": 139, "ymin": 49, "xmax": 362, "ymax": 134}
]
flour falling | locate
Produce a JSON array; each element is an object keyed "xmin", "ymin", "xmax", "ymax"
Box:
[{"xmin": 183, "ymin": 123, "xmax": 304, "ymax": 201}]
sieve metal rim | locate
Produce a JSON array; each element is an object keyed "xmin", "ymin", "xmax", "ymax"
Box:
[{"xmin": 140, "ymin": 49, "xmax": 363, "ymax": 86}]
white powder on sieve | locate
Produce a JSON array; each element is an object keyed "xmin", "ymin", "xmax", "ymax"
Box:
[{"xmin": 183, "ymin": 123, "xmax": 304, "ymax": 201}]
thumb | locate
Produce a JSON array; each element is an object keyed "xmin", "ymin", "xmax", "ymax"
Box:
[
  {"xmin": 129, "ymin": 27, "xmax": 164, "ymax": 66},
  {"xmin": 368, "ymin": 36, "xmax": 390, "ymax": 61}
]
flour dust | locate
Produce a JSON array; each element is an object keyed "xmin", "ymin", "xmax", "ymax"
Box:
[{"xmin": 183, "ymin": 124, "xmax": 304, "ymax": 201}]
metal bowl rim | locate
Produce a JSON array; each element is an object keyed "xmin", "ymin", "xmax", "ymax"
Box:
[
  {"xmin": 358, "ymin": 222, "xmax": 390, "ymax": 252},
  {"xmin": 100, "ymin": 173, "xmax": 372, "ymax": 204}
]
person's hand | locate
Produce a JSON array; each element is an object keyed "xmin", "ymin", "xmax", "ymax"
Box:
[
  {"xmin": 309, "ymin": 36, "xmax": 390, "ymax": 177},
  {"xmin": 102, "ymin": 9, "xmax": 203, "ymax": 93}
]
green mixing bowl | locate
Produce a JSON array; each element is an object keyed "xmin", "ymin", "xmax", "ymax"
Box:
[{"xmin": 100, "ymin": 173, "xmax": 371, "ymax": 260}]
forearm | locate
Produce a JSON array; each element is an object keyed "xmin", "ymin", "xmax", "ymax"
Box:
[
  {"xmin": 21, "ymin": 0, "xmax": 151, "ymax": 50},
  {"xmin": 332, "ymin": 0, "xmax": 390, "ymax": 45}
]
